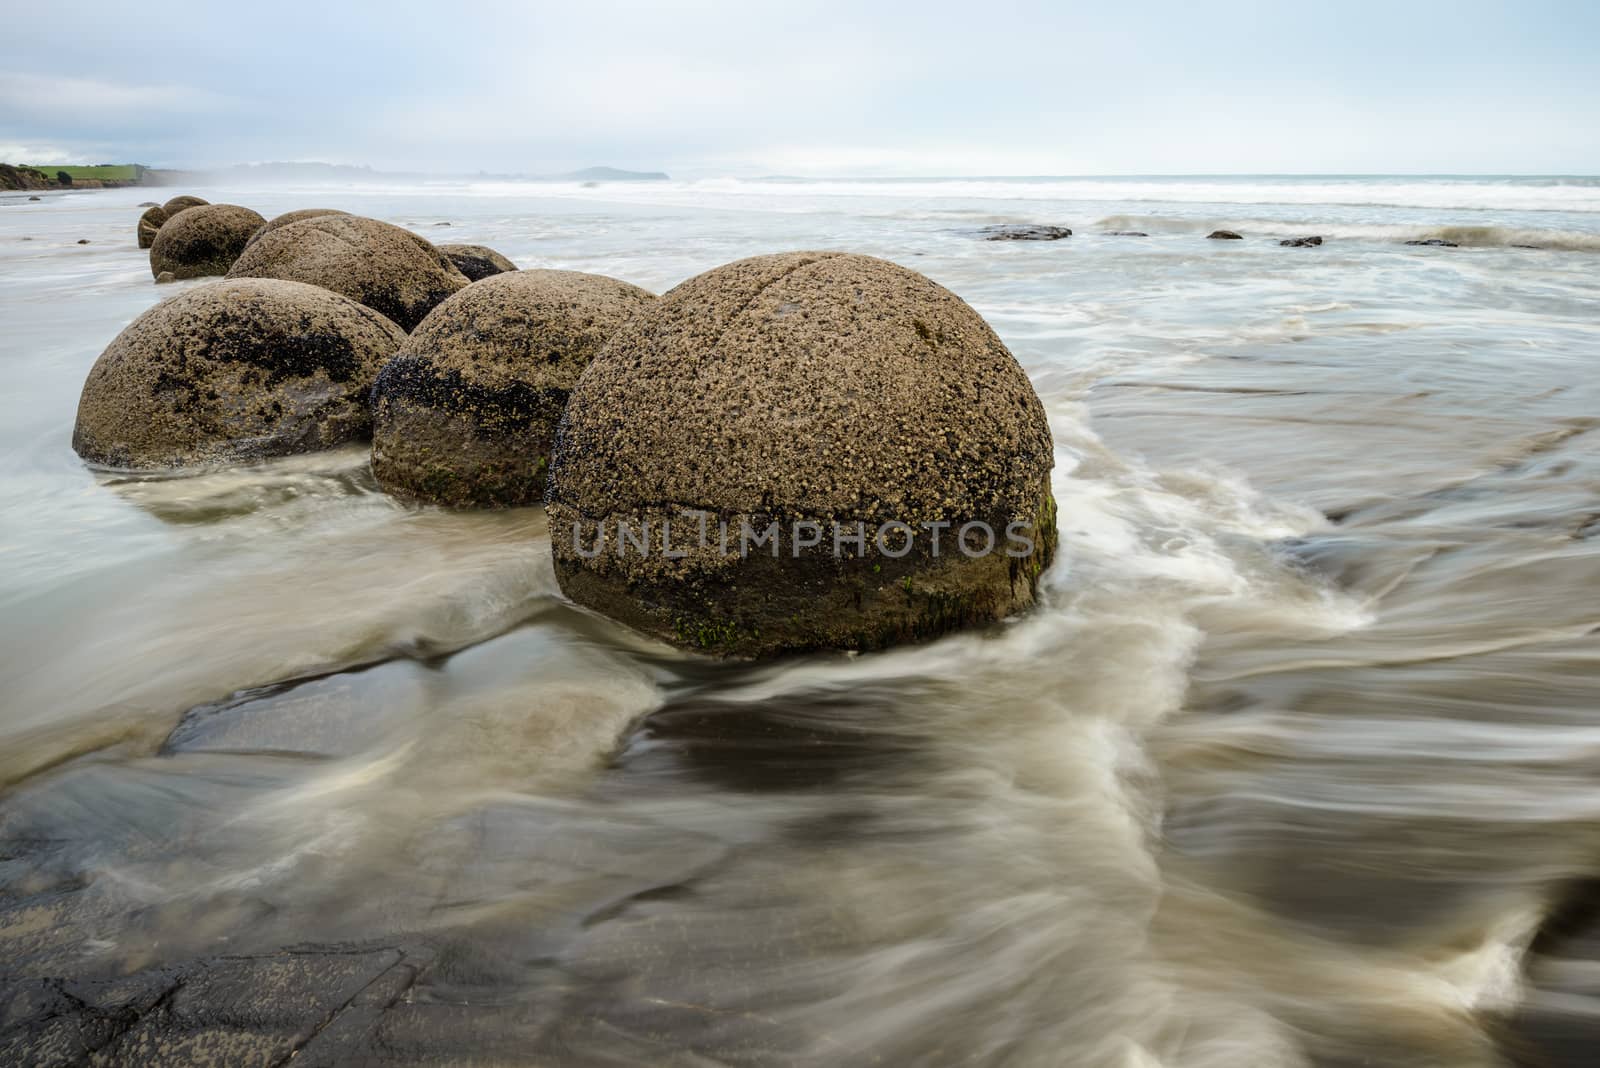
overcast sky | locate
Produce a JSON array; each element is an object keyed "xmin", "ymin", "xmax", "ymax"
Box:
[{"xmin": 3, "ymin": 0, "xmax": 1597, "ymax": 176}]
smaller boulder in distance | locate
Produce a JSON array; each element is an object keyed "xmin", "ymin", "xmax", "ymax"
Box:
[
  {"xmin": 437, "ymin": 244, "xmax": 517, "ymax": 282},
  {"xmin": 149, "ymin": 203, "xmax": 266, "ymax": 280},
  {"xmin": 161, "ymin": 195, "xmax": 209, "ymax": 216},
  {"xmin": 137, "ymin": 205, "xmax": 168, "ymax": 248},
  {"xmin": 247, "ymin": 208, "xmax": 349, "ymax": 248}
]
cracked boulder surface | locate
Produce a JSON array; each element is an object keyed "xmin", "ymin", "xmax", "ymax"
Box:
[
  {"xmin": 436, "ymin": 243, "xmax": 517, "ymax": 281},
  {"xmin": 226, "ymin": 215, "xmax": 469, "ymax": 331},
  {"xmin": 546, "ymin": 250, "xmax": 1057, "ymax": 657},
  {"xmin": 72, "ymin": 278, "xmax": 407, "ymax": 470},
  {"xmin": 371, "ymin": 269, "xmax": 655, "ymax": 508},
  {"xmin": 148, "ymin": 205, "xmax": 267, "ymax": 281}
]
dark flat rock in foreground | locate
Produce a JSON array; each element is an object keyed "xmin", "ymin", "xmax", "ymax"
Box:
[{"xmin": 0, "ymin": 945, "xmax": 428, "ymax": 1067}]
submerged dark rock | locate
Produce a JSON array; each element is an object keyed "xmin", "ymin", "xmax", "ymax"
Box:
[
  {"xmin": 546, "ymin": 251, "xmax": 1057, "ymax": 658},
  {"xmin": 1405, "ymin": 238, "xmax": 1458, "ymax": 247},
  {"xmin": 72, "ymin": 278, "xmax": 406, "ymax": 469},
  {"xmin": 371, "ymin": 269, "xmax": 654, "ymax": 508},
  {"xmin": 1207, "ymin": 230, "xmax": 1244, "ymax": 240},
  {"xmin": 1280, "ymin": 235, "xmax": 1323, "ymax": 247},
  {"xmin": 1102, "ymin": 230, "xmax": 1148, "ymax": 236},
  {"xmin": 977, "ymin": 224, "xmax": 1072, "ymax": 241},
  {"xmin": 1494, "ymin": 876, "xmax": 1600, "ymax": 1067}
]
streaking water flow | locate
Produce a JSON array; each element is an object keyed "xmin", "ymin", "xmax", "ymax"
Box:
[{"xmin": 1, "ymin": 176, "xmax": 1597, "ymax": 1066}]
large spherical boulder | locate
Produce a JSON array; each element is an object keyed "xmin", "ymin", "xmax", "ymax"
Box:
[
  {"xmin": 136, "ymin": 205, "xmax": 167, "ymax": 249},
  {"xmin": 372, "ymin": 270, "xmax": 653, "ymax": 507},
  {"xmin": 148, "ymin": 204, "xmax": 266, "ymax": 280},
  {"xmin": 227, "ymin": 215, "xmax": 468, "ymax": 331},
  {"xmin": 436, "ymin": 244, "xmax": 517, "ymax": 281},
  {"xmin": 246, "ymin": 208, "xmax": 348, "ymax": 248},
  {"xmin": 546, "ymin": 251, "xmax": 1057, "ymax": 658},
  {"xmin": 161, "ymin": 195, "xmax": 209, "ymax": 216},
  {"xmin": 72, "ymin": 278, "xmax": 407, "ymax": 470}
]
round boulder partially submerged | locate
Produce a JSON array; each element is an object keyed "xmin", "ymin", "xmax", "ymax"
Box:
[
  {"xmin": 372, "ymin": 269, "xmax": 653, "ymax": 507},
  {"xmin": 149, "ymin": 203, "xmax": 266, "ymax": 280},
  {"xmin": 246, "ymin": 208, "xmax": 348, "ymax": 247},
  {"xmin": 227, "ymin": 214, "xmax": 467, "ymax": 330},
  {"xmin": 437, "ymin": 244, "xmax": 517, "ymax": 281},
  {"xmin": 546, "ymin": 251, "xmax": 1057, "ymax": 658},
  {"xmin": 161, "ymin": 195, "xmax": 209, "ymax": 216},
  {"xmin": 72, "ymin": 278, "xmax": 407, "ymax": 470},
  {"xmin": 136, "ymin": 205, "xmax": 167, "ymax": 249}
]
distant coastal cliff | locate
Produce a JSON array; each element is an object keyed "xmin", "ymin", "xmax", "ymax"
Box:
[
  {"xmin": 0, "ymin": 163, "xmax": 155, "ymax": 190},
  {"xmin": 0, "ymin": 162, "xmax": 671, "ymax": 192}
]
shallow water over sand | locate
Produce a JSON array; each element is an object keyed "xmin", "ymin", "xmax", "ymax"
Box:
[{"xmin": 2, "ymin": 177, "xmax": 1598, "ymax": 1066}]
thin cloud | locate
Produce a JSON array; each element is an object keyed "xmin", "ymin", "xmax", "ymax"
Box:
[{"xmin": 0, "ymin": 0, "xmax": 1596, "ymax": 174}]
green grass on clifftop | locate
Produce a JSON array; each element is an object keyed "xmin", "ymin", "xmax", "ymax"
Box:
[{"xmin": 46, "ymin": 165, "xmax": 142, "ymax": 181}]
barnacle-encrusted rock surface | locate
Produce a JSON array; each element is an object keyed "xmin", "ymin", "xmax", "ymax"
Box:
[
  {"xmin": 227, "ymin": 214, "xmax": 467, "ymax": 330},
  {"xmin": 246, "ymin": 208, "xmax": 349, "ymax": 247},
  {"xmin": 136, "ymin": 204, "xmax": 167, "ymax": 249},
  {"xmin": 436, "ymin": 243, "xmax": 517, "ymax": 281},
  {"xmin": 546, "ymin": 251, "xmax": 1057, "ymax": 658},
  {"xmin": 72, "ymin": 278, "xmax": 407, "ymax": 469},
  {"xmin": 372, "ymin": 269, "xmax": 653, "ymax": 507},
  {"xmin": 160, "ymin": 194, "xmax": 209, "ymax": 216},
  {"xmin": 148, "ymin": 204, "xmax": 266, "ymax": 279}
]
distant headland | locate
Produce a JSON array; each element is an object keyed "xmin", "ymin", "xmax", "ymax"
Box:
[
  {"xmin": 0, "ymin": 163, "xmax": 159, "ymax": 190},
  {"xmin": 1, "ymin": 161, "xmax": 670, "ymax": 191}
]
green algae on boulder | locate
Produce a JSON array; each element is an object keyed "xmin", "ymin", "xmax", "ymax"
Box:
[
  {"xmin": 136, "ymin": 205, "xmax": 167, "ymax": 249},
  {"xmin": 148, "ymin": 203, "xmax": 266, "ymax": 280},
  {"xmin": 246, "ymin": 208, "xmax": 348, "ymax": 247},
  {"xmin": 437, "ymin": 243, "xmax": 517, "ymax": 282},
  {"xmin": 72, "ymin": 278, "xmax": 407, "ymax": 470},
  {"xmin": 226, "ymin": 214, "xmax": 467, "ymax": 331},
  {"xmin": 372, "ymin": 269, "xmax": 654, "ymax": 508},
  {"xmin": 546, "ymin": 251, "xmax": 1057, "ymax": 658}
]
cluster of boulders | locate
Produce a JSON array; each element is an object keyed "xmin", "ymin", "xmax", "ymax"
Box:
[
  {"xmin": 77, "ymin": 207, "xmax": 1059, "ymax": 658},
  {"xmin": 136, "ymin": 195, "xmax": 208, "ymax": 250}
]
